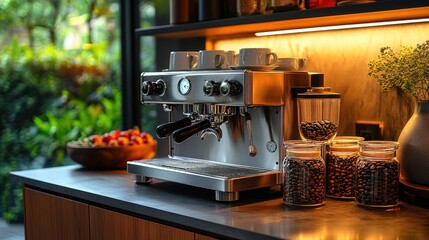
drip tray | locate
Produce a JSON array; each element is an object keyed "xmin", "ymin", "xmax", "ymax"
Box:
[{"xmin": 127, "ymin": 157, "xmax": 281, "ymax": 201}]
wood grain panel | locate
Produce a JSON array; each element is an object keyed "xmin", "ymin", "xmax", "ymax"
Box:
[
  {"xmin": 89, "ymin": 205, "xmax": 194, "ymax": 240},
  {"xmin": 24, "ymin": 187, "xmax": 90, "ymax": 240}
]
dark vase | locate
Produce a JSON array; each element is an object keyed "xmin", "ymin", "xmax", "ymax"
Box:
[{"xmin": 397, "ymin": 100, "xmax": 429, "ymax": 186}]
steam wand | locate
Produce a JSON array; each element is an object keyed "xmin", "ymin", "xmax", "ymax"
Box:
[{"xmin": 241, "ymin": 108, "xmax": 257, "ymax": 157}]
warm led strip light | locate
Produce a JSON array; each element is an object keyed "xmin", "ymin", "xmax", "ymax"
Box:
[{"xmin": 255, "ymin": 18, "xmax": 429, "ymax": 36}]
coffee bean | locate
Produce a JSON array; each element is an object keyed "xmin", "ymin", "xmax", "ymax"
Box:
[
  {"xmin": 283, "ymin": 157, "xmax": 325, "ymax": 206},
  {"xmin": 326, "ymin": 152, "xmax": 358, "ymax": 199},
  {"xmin": 354, "ymin": 159, "xmax": 399, "ymax": 207},
  {"xmin": 299, "ymin": 120, "xmax": 338, "ymax": 141}
]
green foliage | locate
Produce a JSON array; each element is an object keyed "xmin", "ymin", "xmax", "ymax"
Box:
[
  {"xmin": 25, "ymin": 85, "xmax": 121, "ymax": 166},
  {"xmin": 0, "ymin": 0, "xmax": 157, "ymax": 224},
  {"xmin": 0, "ymin": 0, "xmax": 120, "ymax": 47},
  {"xmin": 0, "ymin": 40, "xmax": 123, "ymax": 223},
  {"xmin": 368, "ymin": 40, "xmax": 429, "ymax": 102}
]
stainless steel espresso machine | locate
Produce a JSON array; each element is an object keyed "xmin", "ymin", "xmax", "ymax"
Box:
[{"xmin": 127, "ymin": 70, "xmax": 309, "ymax": 201}]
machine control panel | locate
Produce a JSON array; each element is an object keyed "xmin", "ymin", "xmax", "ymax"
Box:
[{"xmin": 140, "ymin": 70, "xmax": 284, "ymax": 106}]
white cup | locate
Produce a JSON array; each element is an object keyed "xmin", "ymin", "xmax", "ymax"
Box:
[
  {"xmin": 225, "ymin": 50, "xmax": 238, "ymax": 67},
  {"xmin": 169, "ymin": 51, "xmax": 198, "ymax": 70},
  {"xmin": 239, "ymin": 48, "xmax": 278, "ymax": 66},
  {"xmin": 198, "ymin": 50, "xmax": 228, "ymax": 70},
  {"xmin": 277, "ymin": 58, "xmax": 299, "ymax": 71}
]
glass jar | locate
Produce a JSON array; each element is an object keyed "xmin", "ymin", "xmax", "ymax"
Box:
[
  {"xmin": 266, "ymin": 0, "xmax": 299, "ymax": 12},
  {"xmin": 326, "ymin": 136, "xmax": 364, "ymax": 199},
  {"xmin": 236, "ymin": 0, "xmax": 267, "ymax": 16},
  {"xmin": 355, "ymin": 141, "xmax": 400, "ymax": 208},
  {"xmin": 283, "ymin": 140, "xmax": 325, "ymax": 207},
  {"xmin": 297, "ymin": 73, "xmax": 341, "ymax": 142}
]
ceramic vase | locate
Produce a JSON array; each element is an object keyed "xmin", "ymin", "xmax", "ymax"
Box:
[{"xmin": 397, "ymin": 100, "xmax": 429, "ymax": 186}]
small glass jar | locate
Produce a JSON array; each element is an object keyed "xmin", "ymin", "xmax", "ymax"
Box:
[
  {"xmin": 297, "ymin": 73, "xmax": 341, "ymax": 142},
  {"xmin": 236, "ymin": 0, "xmax": 267, "ymax": 16},
  {"xmin": 283, "ymin": 140, "xmax": 325, "ymax": 207},
  {"xmin": 355, "ymin": 141, "xmax": 400, "ymax": 208},
  {"xmin": 326, "ymin": 136, "xmax": 364, "ymax": 199},
  {"xmin": 266, "ymin": 0, "xmax": 299, "ymax": 12}
]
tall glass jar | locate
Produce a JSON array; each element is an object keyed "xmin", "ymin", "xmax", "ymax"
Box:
[
  {"xmin": 355, "ymin": 141, "xmax": 400, "ymax": 208},
  {"xmin": 283, "ymin": 141, "xmax": 325, "ymax": 207},
  {"xmin": 326, "ymin": 136, "xmax": 364, "ymax": 199},
  {"xmin": 297, "ymin": 74, "xmax": 341, "ymax": 142}
]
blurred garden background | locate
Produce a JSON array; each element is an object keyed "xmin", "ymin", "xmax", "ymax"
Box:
[{"xmin": 0, "ymin": 0, "xmax": 159, "ymax": 224}]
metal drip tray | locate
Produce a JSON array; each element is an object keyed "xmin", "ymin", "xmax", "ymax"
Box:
[{"xmin": 127, "ymin": 157, "xmax": 281, "ymax": 201}]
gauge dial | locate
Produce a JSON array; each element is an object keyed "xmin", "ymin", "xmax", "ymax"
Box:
[
  {"xmin": 178, "ymin": 78, "xmax": 191, "ymax": 95},
  {"xmin": 266, "ymin": 141, "xmax": 278, "ymax": 153}
]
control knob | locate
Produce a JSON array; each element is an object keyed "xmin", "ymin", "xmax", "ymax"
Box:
[
  {"xmin": 142, "ymin": 79, "xmax": 166, "ymax": 96},
  {"xmin": 203, "ymin": 80, "xmax": 220, "ymax": 96},
  {"xmin": 220, "ymin": 80, "xmax": 242, "ymax": 96}
]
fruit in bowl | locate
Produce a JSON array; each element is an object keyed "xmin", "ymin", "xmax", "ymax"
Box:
[{"xmin": 67, "ymin": 128, "xmax": 157, "ymax": 170}]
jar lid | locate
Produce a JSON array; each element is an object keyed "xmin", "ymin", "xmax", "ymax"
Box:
[
  {"xmin": 297, "ymin": 90, "xmax": 341, "ymax": 99},
  {"xmin": 297, "ymin": 73, "xmax": 341, "ymax": 98}
]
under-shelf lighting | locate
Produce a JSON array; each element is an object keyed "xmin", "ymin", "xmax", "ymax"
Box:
[{"xmin": 255, "ymin": 18, "xmax": 429, "ymax": 36}]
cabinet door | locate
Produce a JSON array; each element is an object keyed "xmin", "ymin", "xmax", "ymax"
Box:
[
  {"xmin": 24, "ymin": 187, "xmax": 90, "ymax": 240},
  {"xmin": 89, "ymin": 205, "xmax": 194, "ymax": 240}
]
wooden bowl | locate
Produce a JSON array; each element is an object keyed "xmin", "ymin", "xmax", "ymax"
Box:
[{"xmin": 66, "ymin": 141, "xmax": 157, "ymax": 170}]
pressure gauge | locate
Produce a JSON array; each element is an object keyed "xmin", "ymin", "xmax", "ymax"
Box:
[
  {"xmin": 178, "ymin": 78, "xmax": 191, "ymax": 95},
  {"xmin": 266, "ymin": 141, "xmax": 277, "ymax": 153},
  {"xmin": 177, "ymin": 78, "xmax": 191, "ymax": 95}
]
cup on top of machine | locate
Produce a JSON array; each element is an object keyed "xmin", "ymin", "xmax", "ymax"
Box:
[
  {"xmin": 225, "ymin": 50, "xmax": 238, "ymax": 67},
  {"xmin": 238, "ymin": 48, "xmax": 278, "ymax": 66},
  {"xmin": 276, "ymin": 58, "xmax": 299, "ymax": 71},
  {"xmin": 197, "ymin": 50, "xmax": 229, "ymax": 70},
  {"xmin": 169, "ymin": 51, "xmax": 198, "ymax": 71}
]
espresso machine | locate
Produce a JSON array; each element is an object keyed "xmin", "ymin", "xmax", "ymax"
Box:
[{"xmin": 127, "ymin": 70, "xmax": 309, "ymax": 201}]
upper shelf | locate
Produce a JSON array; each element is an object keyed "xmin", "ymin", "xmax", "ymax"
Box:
[{"xmin": 135, "ymin": 0, "xmax": 429, "ymax": 39}]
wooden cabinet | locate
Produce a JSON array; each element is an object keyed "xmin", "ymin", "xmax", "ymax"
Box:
[
  {"xmin": 24, "ymin": 187, "xmax": 216, "ymax": 240},
  {"xmin": 24, "ymin": 188, "xmax": 90, "ymax": 240},
  {"xmin": 89, "ymin": 206, "xmax": 194, "ymax": 240}
]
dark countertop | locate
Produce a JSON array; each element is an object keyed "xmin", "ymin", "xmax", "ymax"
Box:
[{"xmin": 10, "ymin": 165, "xmax": 429, "ymax": 240}]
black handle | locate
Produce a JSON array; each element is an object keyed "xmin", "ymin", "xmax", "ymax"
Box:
[
  {"xmin": 156, "ymin": 117, "xmax": 192, "ymax": 139},
  {"xmin": 172, "ymin": 119, "xmax": 211, "ymax": 143}
]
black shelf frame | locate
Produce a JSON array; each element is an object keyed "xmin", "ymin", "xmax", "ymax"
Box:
[{"xmin": 135, "ymin": 0, "xmax": 429, "ymax": 38}]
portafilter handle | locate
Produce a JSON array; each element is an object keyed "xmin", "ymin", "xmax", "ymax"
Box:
[
  {"xmin": 156, "ymin": 117, "xmax": 192, "ymax": 139},
  {"xmin": 172, "ymin": 119, "xmax": 211, "ymax": 143}
]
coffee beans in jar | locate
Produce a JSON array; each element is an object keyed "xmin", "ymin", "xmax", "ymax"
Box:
[
  {"xmin": 299, "ymin": 120, "xmax": 338, "ymax": 141},
  {"xmin": 297, "ymin": 74, "xmax": 340, "ymax": 142},
  {"xmin": 355, "ymin": 141, "xmax": 400, "ymax": 208},
  {"xmin": 326, "ymin": 136, "xmax": 363, "ymax": 199},
  {"xmin": 283, "ymin": 141, "xmax": 325, "ymax": 207}
]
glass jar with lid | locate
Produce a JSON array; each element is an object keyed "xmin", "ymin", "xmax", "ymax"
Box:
[
  {"xmin": 355, "ymin": 141, "xmax": 400, "ymax": 208},
  {"xmin": 297, "ymin": 73, "xmax": 341, "ymax": 142},
  {"xmin": 283, "ymin": 140, "xmax": 325, "ymax": 207},
  {"xmin": 326, "ymin": 136, "xmax": 364, "ymax": 199}
]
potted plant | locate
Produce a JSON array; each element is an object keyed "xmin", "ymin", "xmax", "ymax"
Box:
[{"xmin": 368, "ymin": 39, "xmax": 429, "ymax": 186}]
